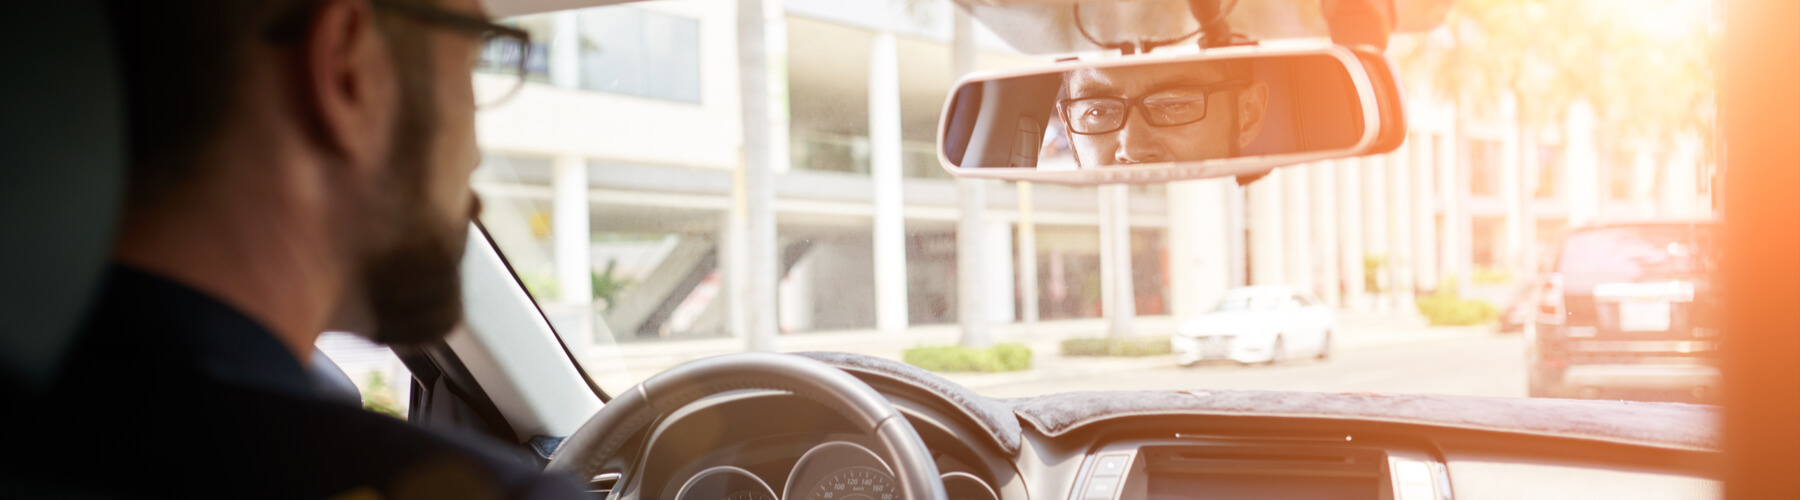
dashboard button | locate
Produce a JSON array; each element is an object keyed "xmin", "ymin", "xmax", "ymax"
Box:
[
  {"xmin": 1093, "ymin": 455, "xmax": 1129, "ymax": 477},
  {"xmin": 1083, "ymin": 476, "xmax": 1120, "ymax": 500}
]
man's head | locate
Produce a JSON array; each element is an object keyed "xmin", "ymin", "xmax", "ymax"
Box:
[
  {"xmin": 1058, "ymin": 59, "xmax": 1269, "ymax": 167},
  {"xmin": 106, "ymin": 0, "xmax": 508, "ymax": 346}
]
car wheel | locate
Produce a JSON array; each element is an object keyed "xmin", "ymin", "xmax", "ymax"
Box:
[
  {"xmin": 1267, "ymin": 336, "xmax": 1286, "ymax": 365},
  {"xmin": 1315, "ymin": 330, "xmax": 1332, "ymax": 360}
]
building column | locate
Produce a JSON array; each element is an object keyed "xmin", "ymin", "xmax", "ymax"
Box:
[
  {"xmin": 778, "ymin": 253, "xmax": 815, "ymax": 332},
  {"xmin": 1388, "ymin": 146, "xmax": 1417, "ymax": 310},
  {"xmin": 1248, "ymin": 171, "xmax": 1286, "ymax": 286},
  {"xmin": 1309, "ymin": 162, "xmax": 1342, "ymax": 307},
  {"xmin": 551, "ymin": 155, "xmax": 594, "ymax": 348},
  {"xmin": 868, "ymin": 32, "xmax": 908, "ymax": 335},
  {"xmin": 1440, "ymin": 122, "xmax": 1471, "ymax": 292},
  {"xmin": 721, "ymin": 209, "xmax": 747, "ymax": 340},
  {"xmin": 736, "ymin": 0, "xmax": 785, "ymax": 351},
  {"xmin": 1168, "ymin": 179, "xmax": 1233, "ymax": 321},
  {"xmin": 953, "ymin": 8, "xmax": 990, "ymax": 348},
  {"xmin": 1362, "ymin": 157, "xmax": 1391, "ymax": 311},
  {"xmin": 985, "ymin": 220, "xmax": 1018, "ymax": 323},
  {"xmin": 1564, "ymin": 101, "xmax": 1602, "ymax": 226},
  {"xmin": 1500, "ymin": 99, "xmax": 1526, "ymax": 274},
  {"xmin": 1411, "ymin": 134, "xmax": 1440, "ymax": 292},
  {"xmin": 1337, "ymin": 159, "xmax": 1367, "ymax": 309},
  {"xmin": 1518, "ymin": 134, "xmax": 1540, "ymax": 275},
  {"xmin": 1100, "ymin": 185, "xmax": 1137, "ymax": 339},
  {"xmin": 1282, "ymin": 164, "xmax": 1315, "ymax": 295},
  {"xmin": 1227, "ymin": 182, "xmax": 1249, "ymax": 288},
  {"xmin": 1018, "ymin": 183, "xmax": 1041, "ymax": 327}
]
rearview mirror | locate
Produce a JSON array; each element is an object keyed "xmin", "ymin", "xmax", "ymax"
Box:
[{"xmin": 937, "ymin": 45, "xmax": 1403, "ymax": 185}]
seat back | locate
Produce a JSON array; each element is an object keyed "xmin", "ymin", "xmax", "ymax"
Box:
[{"xmin": 0, "ymin": 1, "xmax": 126, "ymax": 392}]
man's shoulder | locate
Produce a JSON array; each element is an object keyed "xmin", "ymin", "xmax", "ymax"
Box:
[{"xmin": 18, "ymin": 375, "xmax": 588, "ymax": 499}]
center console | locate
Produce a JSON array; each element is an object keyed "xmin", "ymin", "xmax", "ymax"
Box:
[{"xmin": 1070, "ymin": 436, "xmax": 1451, "ymax": 500}]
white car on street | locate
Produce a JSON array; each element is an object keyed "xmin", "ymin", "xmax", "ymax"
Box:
[{"xmin": 1175, "ymin": 285, "xmax": 1336, "ymax": 366}]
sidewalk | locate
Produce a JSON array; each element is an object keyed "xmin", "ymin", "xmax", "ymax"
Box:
[{"xmin": 578, "ymin": 312, "xmax": 1498, "ymax": 392}]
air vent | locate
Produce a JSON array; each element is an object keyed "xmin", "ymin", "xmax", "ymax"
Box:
[{"xmin": 589, "ymin": 473, "xmax": 621, "ymax": 497}]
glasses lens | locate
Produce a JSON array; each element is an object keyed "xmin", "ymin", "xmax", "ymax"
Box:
[
  {"xmin": 1141, "ymin": 88, "xmax": 1208, "ymax": 125},
  {"xmin": 472, "ymin": 34, "xmax": 527, "ymax": 107},
  {"xmin": 1067, "ymin": 98, "xmax": 1127, "ymax": 134}
]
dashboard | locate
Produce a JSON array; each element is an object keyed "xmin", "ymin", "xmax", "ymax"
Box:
[{"xmin": 594, "ymin": 354, "xmax": 1722, "ymax": 500}]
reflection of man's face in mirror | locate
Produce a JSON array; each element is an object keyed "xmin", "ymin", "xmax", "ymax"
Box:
[{"xmin": 1059, "ymin": 61, "xmax": 1269, "ymax": 167}]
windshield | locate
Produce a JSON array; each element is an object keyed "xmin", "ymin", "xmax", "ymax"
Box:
[{"xmin": 473, "ymin": 0, "xmax": 1718, "ymax": 404}]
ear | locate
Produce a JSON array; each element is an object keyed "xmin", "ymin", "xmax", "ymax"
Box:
[
  {"xmin": 302, "ymin": 0, "xmax": 396, "ymax": 172},
  {"xmin": 1236, "ymin": 81, "xmax": 1270, "ymax": 150}
]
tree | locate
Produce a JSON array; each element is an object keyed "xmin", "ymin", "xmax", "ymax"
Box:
[{"xmin": 1391, "ymin": 0, "xmax": 1715, "ymax": 150}]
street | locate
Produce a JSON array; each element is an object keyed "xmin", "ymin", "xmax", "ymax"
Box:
[{"xmin": 969, "ymin": 333, "xmax": 1528, "ymax": 399}]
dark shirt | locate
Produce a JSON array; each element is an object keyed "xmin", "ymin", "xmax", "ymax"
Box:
[{"xmin": 7, "ymin": 265, "xmax": 591, "ymax": 499}]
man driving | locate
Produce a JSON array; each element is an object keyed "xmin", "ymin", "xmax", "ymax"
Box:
[
  {"xmin": 1058, "ymin": 60, "xmax": 1270, "ymax": 167},
  {"xmin": 9, "ymin": 0, "xmax": 588, "ymax": 498}
]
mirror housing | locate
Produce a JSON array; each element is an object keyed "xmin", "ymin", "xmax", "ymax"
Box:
[{"xmin": 936, "ymin": 44, "xmax": 1405, "ymax": 185}]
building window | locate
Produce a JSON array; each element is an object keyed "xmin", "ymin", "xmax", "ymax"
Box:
[
  {"xmin": 577, "ymin": 6, "xmax": 701, "ymax": 103},
  {"xmin": 1467, "ymin": 139, "xmax": 1502, "ymax": 197}
]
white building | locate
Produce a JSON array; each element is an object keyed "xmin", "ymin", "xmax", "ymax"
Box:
[{"xmin": 471, "ymin": 0, "xmax": 1715, "ymax": 350}]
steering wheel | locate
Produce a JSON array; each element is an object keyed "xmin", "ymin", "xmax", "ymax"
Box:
[{"xmin": 547, "ymin": 352, "xmax": 948, "ymax": 500}]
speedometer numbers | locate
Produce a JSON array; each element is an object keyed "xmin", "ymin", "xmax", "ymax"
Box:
[{"xmin": 804, "ymin": 466, "xmax": 896, "ymax": 500}]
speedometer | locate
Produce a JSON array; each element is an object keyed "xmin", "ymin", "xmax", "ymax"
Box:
[
  {"xmin": 675, "ymin": 466, "xmax": 778, "ymax": 500},
  {"xmin": 803, "ymin": 466, "xmax": 896, "ymax": 500}
]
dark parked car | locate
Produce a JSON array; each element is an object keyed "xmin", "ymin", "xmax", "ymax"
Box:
[{"xmin": 1528, "ymin": 221, "xmax": 1721, "ymax": 401}]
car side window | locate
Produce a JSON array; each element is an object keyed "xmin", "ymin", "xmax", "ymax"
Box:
[{"xmin": 314, "ymin": 332, "xmax": 413, "ymax": 419}]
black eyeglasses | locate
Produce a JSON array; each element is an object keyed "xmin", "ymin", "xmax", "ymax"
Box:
[
  {"xmin": 370, "ymin": 0, "xmax": 533, "ymax": 108},
  {"xmin": 1059, "ymin": 80, "xmax": 1247, "ymax": 135},
  {"xmin": 267, "ymin": 0, "xmax": 533, "ymax": 108}
]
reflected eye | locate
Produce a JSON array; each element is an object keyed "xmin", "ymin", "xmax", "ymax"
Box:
[{"xmin": 1080, "ymin": 104, "xmax": 1123, "ymax": 119}]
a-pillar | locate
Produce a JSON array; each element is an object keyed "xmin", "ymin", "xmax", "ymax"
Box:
[
  {"xmin": 1337, "ymin": 158, "xmax": 1367, "ymax": 310},
  {"xmin": 1168, "ymin": 179, "xmax": 1234, "ymax": 322},
  {"xmin": 1099, "ymin": 185, "xmax": 1136, "ymax": 339},
  {"xmin": 868, "ymin": 32, "xmax": 908, "ymax": 335},
  {"xmin": 1282, "ymin": 165, "xmax": 1315, "ymax": 295},
  {"xmin": 1362, "ymin": 157, "xmax": 1391, "ymax": 311},
  {"xmin": 1309, "ymin": 162, "xmax": 1342, "ymax": 307},
  {"xmin": 1248, "ymin": 170, "xmax": 1286, "ymax": 286}
]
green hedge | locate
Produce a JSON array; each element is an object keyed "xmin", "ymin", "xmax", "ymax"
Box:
[
  {"xmin": 1416, "ymin": 293, "xmax": 1499, "ymax": 326},
  {"xmin": 1060, "ymin": 337, "xmax": 1173, "ymax": 357},
  {"xmin": 902, "ymin": 343, "xmax": 1033, "ymax": 373}
]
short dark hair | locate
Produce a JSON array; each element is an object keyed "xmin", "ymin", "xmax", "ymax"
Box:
[
  {"xmin": 103, "ymin": 0, "xmax": 315, "ymax": 208},
  {"xmin": 103, "ymin": 0, "xmax": 437, "ymax": 208}
]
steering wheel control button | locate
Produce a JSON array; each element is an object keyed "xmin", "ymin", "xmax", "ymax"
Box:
[
  {"xmin": 1083, "ymin": 476, "xmax": 1120, "ymax": 500},
  {"xmin": 1093, "ymin": 455, "xmax": 1130, "ymax": 477}
]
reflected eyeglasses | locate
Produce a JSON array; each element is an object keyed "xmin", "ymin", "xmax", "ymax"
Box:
[{"xmin": 1059, "ymin": 80, "xmax": 1247, "ymax": 135}]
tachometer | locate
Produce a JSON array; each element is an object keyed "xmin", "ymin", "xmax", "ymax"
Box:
[
  {"xmin": 675, "ymin": 466, "xmax": 777, "ymax": 500},
  {"xmin": 803, "ymin": 465, "xmax": 896, "ymax": 500}
]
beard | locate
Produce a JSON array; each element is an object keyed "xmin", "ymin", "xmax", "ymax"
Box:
[{"xmin": 354, "ymin": 40, "xmax": 472, "ymax": 346}]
